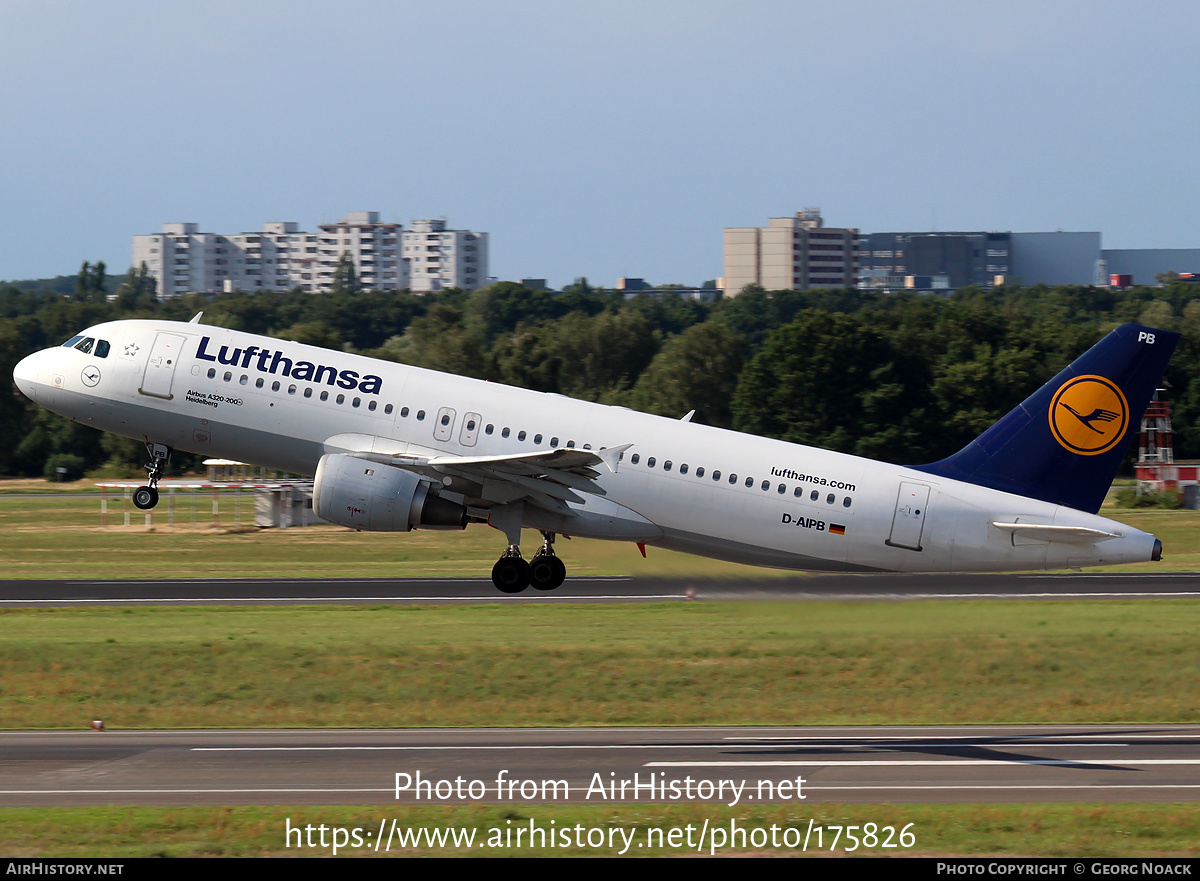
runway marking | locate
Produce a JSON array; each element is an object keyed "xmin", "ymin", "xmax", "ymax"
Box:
[
  {"xmin": 5, "ymin": 784, "xmax": 1200, "ymax": 797},
  {"xmin": 742, "ymin": 593, "xmax": 1200, "ymax": 600},
  {"xmin": 191, "ymin": 743, "xmax": 1134, "ymax": 753},
  {"xmin": 193, "ymin": 744, "xmax": 735, "ymax": 752},
  {"xmin": 0, "ymin": 595, "xmax": 685, "ymax": 604},
  {"xmin": 63, "ymin": 577, "xmax": 634, "ymax": 585},
  {"xmin": 729, "ymin": 737, "xmax": 1130, "ymax": 746},
  {"xmin": 647, "ymin": 759, "xmax": 1200, "ymax": 767}
]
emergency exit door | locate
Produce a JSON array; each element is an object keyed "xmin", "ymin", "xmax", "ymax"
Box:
[{"xmin": 886, "ymin": 481, "xmax": 930, "ymax": 551}]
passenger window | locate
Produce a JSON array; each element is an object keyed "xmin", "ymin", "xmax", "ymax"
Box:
[
  {"xmin": 680, "ymin": 464, "xmax": 688, "ymax": 474},
  {"xmin": 843, "ymin": 497, "xmax": 851, "ymax": 507},
  {"xmin": 518, "ymin": 431, "xmax": 526, "ymax": 441},
  {"xmin": 664, "ymin": 461, "xmax": 672, "ymax": 472},
  {"xmin": 320, "ymin": 391, "xmax": 329, "ymax": 401},
  {"xmin": 255, "ymin": 378, "xmax": 264, "ymax": 388},
  {"xmin": 288, "ymin": 384, "xmax": 297, "ymax": 395},
  {"xmin": 385, "ymin": 404, "xmax": 394, "ymax": 414},
  {"xmin": 729, "ymin": 474, "xmax": 737, "ymax": 484},
  {"xmin": 567, "ymin": 440, "xmax": 576, "ymax": 448},
  {"xmin": 551, "ymin": 437, "xmax": 559, "ymax": 447},
  {"xmin": 304, "ymin": 387, "xmax": 312, "ymax": 398},
  {"xmin": 352, "ymin": 397, "xmax": 360, "ymax": 408},
  {"xmin": 583, "ymin": 444, "xmax": 592, "ymax": 450},
  {"xmin": 272, "ymin": 381, "xmax": 281, "ymax": 391},
  {"xmin": 534, "ymin": 434, "xmax": 543, "ymax": 444},
  {"xmin": 631, "ymin": 453, "xmax": 640, "ymax": 464},
  {"xmin": 369, "ymin": 400, "xmax": 377, "ymax": 411},
  {"xmin": 441, "ymin": 413, "xmax": 450, "ymax": 425},
  {"xmin": 648, "ymin": 457, "xmax": 656, "ymax": 468},
  {"xmin": 760, "ymin": 480, "xmax": 769, "ymax": 491},
  {"xmin": 207, "ymin": 368, "xmax": 216, "ymax": 379},
  {"xmin": 223, "ymin": 371, "xmax": 232, "ymax": 382},
  {"xmin": 467, "ymin": 419, "xmax": 476, "ymax": 430},
  {"xmin": 417, "ymin": 410, "xmax": 425, "ymax": 421},
  {"xmin": 810, "ymin": 490, "xmax": 819, "ymax": 501},
  {"xmin": 401, "ymin": 407, "xmax": 410, "ymax": 417},
  {"xmin": 240, "ymin": 375, "xmax": 248, "ymax": 385},
  {"xmin": 826, "ymin": 493, "xmax": 835, "ymax": 504},
  {"xmin": 712, "ymin": 470, "xmax": 720, "ymax": 481},
  {"xmin": 745, "ymin": 477, "xmax": 753, "ymax": 487},
  {"xmin": 95, "ymin": 340, "xmax": 110, "ymax": 358},
  {"xmin": 794, "ymin": 487, "xmax": 803, "ymax": 497},
  {"xmin": 777, "ymin": 484, "xmax": 785, "ymax": 494},
  {"xmin": 502, "ymin": 427, "xmax": 511, "ymax": 438}
]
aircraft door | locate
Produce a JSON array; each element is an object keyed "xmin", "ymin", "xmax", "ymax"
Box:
[
  {"xmin": 886, "ymin": 481, "xmax": 930, "ymax": 551},
  {"xmin": 434, "ymin": 407, "xmax": 457, "ymax": 441},
  {"xmin": 459, "ymin": 412, "xmax": 481, "ymax": 447},
  {"xmin": 139, "ymin": 332, "xmax": 187, "ymax": 399}
]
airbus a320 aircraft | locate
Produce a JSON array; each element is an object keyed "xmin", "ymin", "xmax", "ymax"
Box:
[{"xmin": 12, "ymin": 317, "xmax": 1178, "ymax": 592}]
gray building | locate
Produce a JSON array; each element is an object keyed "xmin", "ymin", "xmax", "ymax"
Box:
[
  {"xmin": 858, "ymin": 231, "xmax": 1013, "ymax": 289},
  {"xmin": 1009, "ymin": 232, "xmax": 1102, "ymax": 286},
  {"xmin": 1103, "ymin": 249, "xmax": 1200, "ymax": 285}
]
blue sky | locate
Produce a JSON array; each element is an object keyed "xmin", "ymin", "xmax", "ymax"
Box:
[{"xmin": 2, "ymin": 0, "xmax": 1197, "ymax": 288}]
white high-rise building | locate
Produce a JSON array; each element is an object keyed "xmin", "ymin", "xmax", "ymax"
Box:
[
  {"xmin": 402, "ymin": 218, "xmax": 488, "ymax": 293},
  {"xmin": 132, "ymin": 213, "xmax": 489, "ymax": 296},
  {"xmin": 316, "ymin": 211, "xmax": 407, "ymax": 291}
]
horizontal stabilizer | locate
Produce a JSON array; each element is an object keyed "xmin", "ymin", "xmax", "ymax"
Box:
[{"xmin": 992, "ymin": 522, "xmax": 1120, "ymax": 544}]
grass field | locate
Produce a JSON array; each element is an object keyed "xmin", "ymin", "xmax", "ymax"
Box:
[
  {"xmin": 3, "ymin": 600, "xmax": 1200, "ymax": 728},
  {"xmin": 2, "ymin": 483, "xmax": 1198, "ymax": 857}
]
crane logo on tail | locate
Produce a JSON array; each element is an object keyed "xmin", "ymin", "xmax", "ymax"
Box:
[{"xmin": 1049, "ymin": 375, "xmax": 1130, "ymax": 456}]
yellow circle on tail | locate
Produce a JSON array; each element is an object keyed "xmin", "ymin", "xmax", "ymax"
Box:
[{"xmin": 1048, "ymin": 374, "xmax": 1130, "ymax": 456}]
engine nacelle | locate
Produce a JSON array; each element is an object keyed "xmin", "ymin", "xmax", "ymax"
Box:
[{"xmin": 312, "ymin": 453, "xmax": 466, "ymax": 532}]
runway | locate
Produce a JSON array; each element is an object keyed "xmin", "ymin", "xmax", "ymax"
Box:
[
  {"xmin": 1, "ymin": 571, "xmax": 1199, "ymax": 606},
  {"xmin": 3, "ymin": 725, "xmax": 1200, "ymax": 807}
]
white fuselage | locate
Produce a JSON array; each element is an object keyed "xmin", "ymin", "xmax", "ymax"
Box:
[{"xmin": 13, "ymin": 319, "xmax": 1160, "ymax": 572}]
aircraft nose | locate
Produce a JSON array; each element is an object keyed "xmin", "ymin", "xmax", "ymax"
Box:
[{"xmin": 13, "ymin": 351, "xmax": 43, "ymax": 402}]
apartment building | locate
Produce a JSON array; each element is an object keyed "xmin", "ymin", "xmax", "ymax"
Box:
[
  {"xmin": 132, "ymin": 213, "xmax": 488, "ymax": 296},
  {"xmin": 402, "ymin": 218, "xmax": 488, "ymax": 293},
  {"xmin": 722, "ymin": 209, "xmax": 858, "ymax": 295}
]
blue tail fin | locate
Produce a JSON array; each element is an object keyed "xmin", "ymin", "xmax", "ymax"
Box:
[{"xmin": 913, "ymin": 324, "xmax": 1179, "ymax": 513}]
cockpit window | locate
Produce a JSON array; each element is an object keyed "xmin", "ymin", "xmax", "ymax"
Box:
[
  {"xmin": 63, "ymin": 335, "xmax": 85, "ymax": 348},
  {"xmin": 74, "ymin": 337, "xmax": 95, "ymax": 354},
  {"xmin": 95, "ymin": 340, "xmax": 110, "ymax": 358}
]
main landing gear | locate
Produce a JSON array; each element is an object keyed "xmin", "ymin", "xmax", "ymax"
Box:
[
  {"xmin": 132, "ymin": 443, "xmax": 172, "ymax": 510},
  {"xmin": 490, "ymin": 531, "xmax": 567, "ymax": 594}
]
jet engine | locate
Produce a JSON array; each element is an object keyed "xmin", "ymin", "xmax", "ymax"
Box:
[{"xmin": 312, "ymin": 453, "xmax": 466, "ymax": 531}]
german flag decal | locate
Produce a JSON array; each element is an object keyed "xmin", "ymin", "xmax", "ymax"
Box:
[{"xmin": 829, "ymin": 523, "xmax": 846, "ymax": 536}]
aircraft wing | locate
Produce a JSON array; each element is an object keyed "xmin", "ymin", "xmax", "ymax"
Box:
[{"xmin": 322, "ymin": 432, "xmax": 632, "ymax": 516}]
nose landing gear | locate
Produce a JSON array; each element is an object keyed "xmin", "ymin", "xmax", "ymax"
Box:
[{"xmin": 132, "ymin": 443, "xmax": 172, "ymax": 510}]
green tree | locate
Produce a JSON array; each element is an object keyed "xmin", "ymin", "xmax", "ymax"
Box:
[
  {"xmin": 731, "ymin": 311, "xmax": 922, "ymax": 459},
  {"xmin": 372, "ymin": 305, "xmax": 486, "ymax": 378},
  {"xmin": 115, "ymin": 262, "xmax": 158, "ymax": 311},
  {"xmin": 625, "ymin": 322, "xmax": 747, "ymax": 428},
  {"xmin": 331, "ymin": 253, "xmax": 360, "ymax": 296}
]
